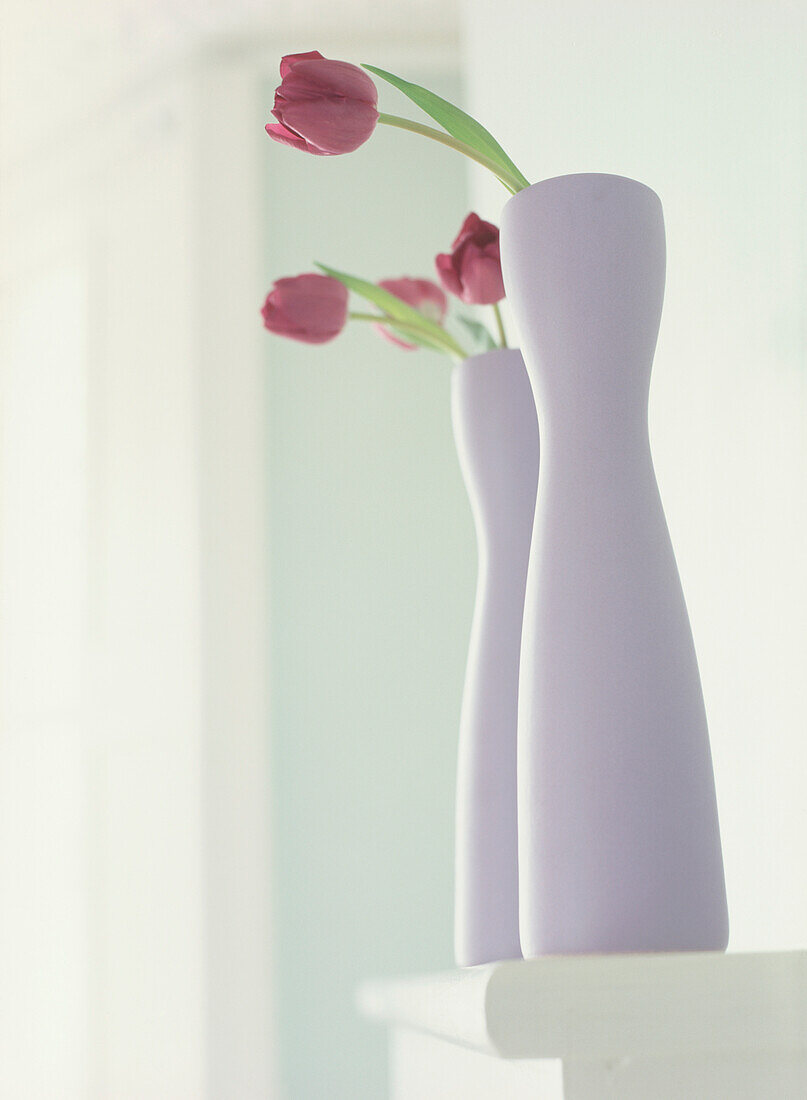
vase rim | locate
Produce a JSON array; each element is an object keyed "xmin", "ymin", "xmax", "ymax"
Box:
[
  {"xmin": 453, "ymin": 347, "xmax": 524, "ymax": 375},
  {"xmin": 506, "ymin": 172, "xmax": 661, "ymax": 213}
]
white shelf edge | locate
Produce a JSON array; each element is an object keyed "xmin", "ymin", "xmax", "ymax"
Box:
[{"xmin": 358, "ymin": 950, "xmax": 807, "ymax": 1061}]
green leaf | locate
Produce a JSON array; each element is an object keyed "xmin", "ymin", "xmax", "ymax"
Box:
[
  {"xmin": 457, "ymin": 315, "xmax": 497, "ymax": 351},
  {"xmin": 382, "ymin": 321, "xmax": 454, "ymax": 356},
  {"xmin": 316, "ymin": 263, "xmax": 461, "ymax": 352},
  {"xmin": 363, "ymin": 64, "xmax": 530, "ymax": 191}
]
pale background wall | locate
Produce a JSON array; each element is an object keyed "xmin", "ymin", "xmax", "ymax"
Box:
[
  {"xmin": 0, "ymin": 11, "xmax": 471, "ymax": 1096},
  {"xmin": 1, "ymin": 2, "xmax": 805, "ymax": 1097},
  {"xmin": 463, "ymin": 0, "xmax": 807, "ymax": 952},
  {"xmin": 262, "ymin": 66, "xmax": 472, "ymax": 1100},
  {"xmin": 0, "ymin": 55, "xmax": 274, "ymax": 1097}
]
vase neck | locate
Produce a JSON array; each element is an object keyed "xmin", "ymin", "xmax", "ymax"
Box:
[
  {"xmin": 500, "ymin": 172, "xmax": 666, "ymax": 456},
  {"xmin": 527, "ymin": 351, "xmax": 653, "ymax": 447}
]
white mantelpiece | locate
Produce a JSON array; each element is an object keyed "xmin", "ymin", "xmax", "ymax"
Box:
[{"xmin": 359, "ymin": 951, "xmax": 807, "ymax": 1098}]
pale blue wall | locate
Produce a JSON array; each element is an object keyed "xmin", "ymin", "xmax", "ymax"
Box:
[{"xmin": 262, "ymin": 70, "xmax": 473, "ymax": 1099}]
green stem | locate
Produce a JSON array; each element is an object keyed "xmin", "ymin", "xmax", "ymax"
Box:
[
  {"xmin": 378, "ymin": 113, "xmax": 521, "ymax": 195},
  {"xmin": 492, "ymin": 302, "xmax": 508, "ymax": 348},
  {"xmin": 349, "ymin": 311, "xmax": 468, "ymax": 360}
]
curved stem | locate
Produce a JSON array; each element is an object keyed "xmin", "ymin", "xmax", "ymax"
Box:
[
  {"xmin": 377, "ymin": 113, "xmax": 521, "ymax": 195},
  {"xmin": 349, "ymin": 311, "xmax": 468, "ymax": 360},
  {"xmin": 492, "ymin": 302, "xmax": 508, "ymax": 348}
]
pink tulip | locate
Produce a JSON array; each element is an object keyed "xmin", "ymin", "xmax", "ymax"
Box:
[
  {"xmin": 261, "ymin": 274, "xmax": 348, "ymax": 345},
  {"xmin": 435, "ymin": 213, "xmax": 505, "ymax": 305},
  {"xmin": 374, "ymin": 278, "xmax": 448, "ymax": 350},
  {"xmin": 265, "ymin": 51, "xmax": 379, "ymax": 156}
]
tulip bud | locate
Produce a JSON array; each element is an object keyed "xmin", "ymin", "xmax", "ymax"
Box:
[
  {"xmin": 265, "ymin": 51, "xmax": 379, "ymax": 156},
  {"xmin": 374, "ymin": 278, "xmax": 448, "ymax": 350},
  {"xmin": 261, "ymin": 274, "xmax": 349, "ymax": 345},
  {"xmin": 435, "ymin": 213, "xmax": 505, "ymax": 305}
]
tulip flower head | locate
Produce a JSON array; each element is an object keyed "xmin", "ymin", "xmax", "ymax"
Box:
[
  {"xmin": 263, "ymin": 264, "xmax": 469, "ymax": 360},
  {"xmin": 435, "ymin": 213, "xmax": 505, "ymax": 306},
  {"xmin": 261, "ymin": 273, "xmax": 349, "ymax": 344},
  {"xmin": 265, "ymin": 51, "xmax": 379, "ymax": 155},
  {"xmin": 373, "ymin": 278, "xmax": 448, "ymax": 350},
  {"xmin": 266, "ymin": 53, "xmax": 530, "ymax": 192}
]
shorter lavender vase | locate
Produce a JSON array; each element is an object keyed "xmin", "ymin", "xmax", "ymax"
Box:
[
  {"xmin": 501, "ymin": 173, "xmax": 729, "ymax": 956},
  {"xmin": 451, "ymin": 348, "xmax": 539, "ymax": 967}
]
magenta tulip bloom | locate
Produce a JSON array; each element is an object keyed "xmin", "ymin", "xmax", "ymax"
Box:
[
  {"xmin": 435, "ymin": 213, "xmax": 505, "ymax": 305},
  {"xmin": 261, "ymin": 274, "xmax": 348, "ymax": 345},
  {"xmin": 374, "ymin": 278, "xmax": 448, "ymax": 350},
  {"xmin": 265, "ymin": 51, "xmax": 379, "ymax": 156}
]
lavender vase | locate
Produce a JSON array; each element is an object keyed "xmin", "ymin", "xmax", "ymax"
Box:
[
  {"xmin": 451, "ymin": 348, "xmax": 539, "ymax": 966},
  {"xmin": 500, "ymin": 174, "xmax": 729, "ymax": 956}
]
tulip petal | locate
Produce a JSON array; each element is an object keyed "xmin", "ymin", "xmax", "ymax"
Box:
[
  {"xmin": 435, "ymin": 252, "xmax": 463, "ymax": 298},
  {"xmin": 269, "ymin": 57, "xmax": 378, "ymax": 156},
  {"xmin": 261, "ymin": 274, "xmax": 348, "ymax": 344},
  {"xmin": 436, "ymin": 212, "xmax": 505, "ymax": 304},
  {"xmin": 265, "ymin": 120, "xmax": 325, "ymax": 154},
  {"xmin": 458, "ymin": 253, "xmax": 505, "ymax": 305},
  {"xmin": 378, "ymin": 277, "xmax": 447, "ymax": 322},
  {"xmin": 373, "ymin": 277, "xmax": 448, "ymax": 350},
  {"xmin": 278, "ymin": 97, "xmax": 378, "ymax": 155},
  {"xmin": 283, "ymin": 59, "xmax": 378, "ymax": 106},
  {"xmin": 374, "ymin": 322, "xmax": 417, "ymax": 350},
  {"xmin": 279, "ymin": 50, "xmax": 324, "ymax": 78},
  {"xmin": 451, "ymin": 212, "xmax": 481, "ymax": 250}
]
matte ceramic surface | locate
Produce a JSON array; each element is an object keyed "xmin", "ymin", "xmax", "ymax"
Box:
[
  {"xmin": 500, "ymin": 174, "xmax": 728, "ymax": 956},
  {"xmin": 451, "ymin": 349, "xmax": 539, "ymax": 966}
]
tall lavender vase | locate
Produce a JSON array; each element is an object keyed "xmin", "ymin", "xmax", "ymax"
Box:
[
  {"xmin": 452, "ymin": 348, "xmax": 539, "ymax": 966},
  {"xmin": 500, "ymin": 174, "xmax": 729, "ymax": 956}
]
